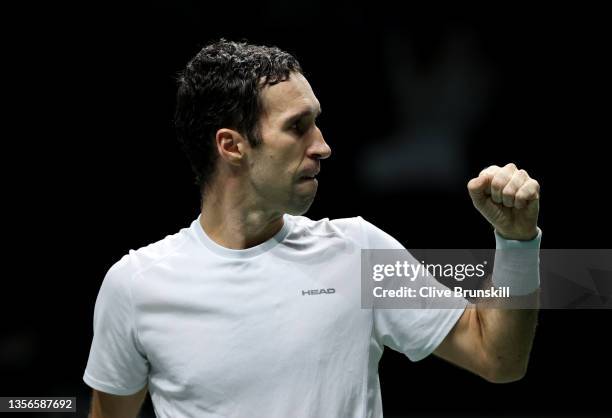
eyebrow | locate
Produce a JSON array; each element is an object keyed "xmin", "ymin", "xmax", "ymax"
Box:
[{"xmin": 283, "ymin": 106, "xmax": 322, "ymax": 126}]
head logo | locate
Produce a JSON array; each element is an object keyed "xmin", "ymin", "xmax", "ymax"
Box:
[{"xmin": 301, "ymin": 288, "xmax": 336, "ymax": 296}]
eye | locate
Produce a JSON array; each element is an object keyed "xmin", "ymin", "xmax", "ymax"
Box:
[{"xmin": 291, "ymin": 120, "xmax": 307, "ymax": 135}]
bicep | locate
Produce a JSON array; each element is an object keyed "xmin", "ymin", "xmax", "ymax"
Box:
[
  {"xmin": 90, "ymin": 386, "xmax": 147, "ymax": 418},
  {"xmin": 433, "ymin": 306, "xmax": 495, "ymax": 381}
]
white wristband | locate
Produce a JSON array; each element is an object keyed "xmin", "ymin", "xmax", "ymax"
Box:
[{"xmin": 492, "ymin": 227, "xmax": 542, "ymax": 296}]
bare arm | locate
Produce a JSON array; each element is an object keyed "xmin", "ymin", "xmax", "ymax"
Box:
[
  {"xmin": 438, "ymin": 162, "xmax": 541, "ymax": 382},
  {"xmin": 434, "ymin": 294, "xmax": 539, "ymax": 383},
  {"xmin": 89, "ymin": 386, "xmax": 147, "ymax": 418}
]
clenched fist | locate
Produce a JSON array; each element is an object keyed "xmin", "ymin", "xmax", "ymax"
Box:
[{"xmin": 467, "ymin": 163, "xmax": 540, "ymax": 241}]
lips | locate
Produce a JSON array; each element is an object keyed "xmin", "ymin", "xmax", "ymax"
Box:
[{"xmin": 299, "ymin": 168, "xmax": 320, "ymax": 180}]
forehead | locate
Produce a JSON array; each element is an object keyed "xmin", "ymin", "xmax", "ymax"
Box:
[{"xmin": 259, "ymin": 72, "xmax": 321, "ymax": 123}]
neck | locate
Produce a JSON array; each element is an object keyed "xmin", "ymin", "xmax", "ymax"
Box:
[{"xmin": 199, "ymin": 180, "xmax": 284, "ymax": 250}]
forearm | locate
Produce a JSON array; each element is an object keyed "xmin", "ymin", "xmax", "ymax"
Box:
[
  {"xmin": 476, "ymin": 292, "xmax": 539, "ymax": 382},
  {"xmin": 474, "ymin": 225, "xmax": 542, "ymax": 381}
]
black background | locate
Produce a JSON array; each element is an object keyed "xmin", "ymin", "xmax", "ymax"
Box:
[{"xmin": 2, "ymin": 1, "xmax": 610, "ymax": 417}]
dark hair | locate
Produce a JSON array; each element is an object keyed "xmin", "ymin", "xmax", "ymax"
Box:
[{"xmin": 175, "ymin": 39, "xmax": 303, "ymax": 195}]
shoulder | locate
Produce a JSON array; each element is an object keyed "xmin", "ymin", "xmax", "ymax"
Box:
[
  {"xmin": 285, "ymin": 215, "xmax": 403, "ymax": 249},
  {"xmin": 103, "ymin": 222, "xmax": 194, "ymax": 288},
  {"xmin": 286, "ymin": 214, "xmax": 362, "ymax": 238}
]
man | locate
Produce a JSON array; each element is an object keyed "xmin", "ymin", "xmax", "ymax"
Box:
[{"xmin": 84, "ymin": 39, "xmax": 541, "ymax": 418}]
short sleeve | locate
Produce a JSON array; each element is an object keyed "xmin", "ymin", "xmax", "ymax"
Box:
[
  {"xmin": 359, "ymin": 217, "xmax": 468, "ymax": 362},
  {"xmin": 83, "ymin": 255, "xmax": 149, "ymax": 395}
]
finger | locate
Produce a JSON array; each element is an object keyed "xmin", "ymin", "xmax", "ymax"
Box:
[
  {"xmin": 491, "ymin": 163, "xmax": 517, "ymax": 204},
  {"xmin": 515, "ymin": 178, "xmax": 540, "ymax": 209},
  {"xmin": 502, "ymin": 169, "xmax": 529, "ymax": 208},
  {"xmin": 479, "ymin": 164, "xmax": 501, "ymax": 177},
  {"xmin": 478, "ymin": 165, "xmax": 500, "ymax": 196}
]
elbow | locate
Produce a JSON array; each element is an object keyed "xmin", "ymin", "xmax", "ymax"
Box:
[
  {"xmin": 481, "ymin": 357, "xmax": 529, "ymax": 384},
  {"xmin": 483, "ymin": 368, "xmax": 526, "ymax": 384}
]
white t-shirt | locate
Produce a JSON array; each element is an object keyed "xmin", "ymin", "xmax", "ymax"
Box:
[{"xmin": 84, "ymin": 215, "xmax": 468, "ymax": 418}]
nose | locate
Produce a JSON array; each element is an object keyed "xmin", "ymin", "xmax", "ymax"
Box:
[{"xmin": 307, "ymin": 127, "xmax": 332, "ymax": 160}]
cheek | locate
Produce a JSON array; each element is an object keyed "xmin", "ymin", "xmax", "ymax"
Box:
[
  {"xmin": 251, "ymin": 153, "xmax": 291, "ymax": 186},
  {"xmin": 249, "ymin": 136, "xmax": 305, "ymax": 184},
  {"xmin": 262, "ymin": 151, "xmax": 302, "ymax": 179}
]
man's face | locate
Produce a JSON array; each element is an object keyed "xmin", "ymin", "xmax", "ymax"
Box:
[{"xmin": 246, "ymin": 72, "xmax": 331, "ymax": 215}]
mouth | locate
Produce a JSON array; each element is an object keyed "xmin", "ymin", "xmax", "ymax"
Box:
[
  {"xmin": 298, "ymin": 168, "xmax": 320, "ymax": 182},
  {"xmin": 298, "ymin": 172, "xmax": 319, "ymax": 183},
  {"xmin": 298, "ymin": 176, "xmax": 317, "ymax": 184}
]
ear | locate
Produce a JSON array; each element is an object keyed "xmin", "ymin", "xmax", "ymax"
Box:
[{"xmin": 215, "ymin": 128, "xmax": 248, "ymax": 165}]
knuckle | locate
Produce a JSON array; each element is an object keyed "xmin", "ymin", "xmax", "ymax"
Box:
[
  {"xmin": 502, "ymin": 186, "xmax": 516, "ymax": 197},
  {"xmin": 515, "ymin": 189, "xmax": 530, "ymax": 200},
  {"xmin": 492, "ymin": 177, "xmax": 508, "ymax": 189},
  {"xmin": 480, "ymin": 166, "xmax": 497, "ymax": 176}
]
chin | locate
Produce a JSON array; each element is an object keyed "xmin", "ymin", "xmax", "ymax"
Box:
[{"xmin": 286, "ymin": 194, "xmax": 316, "ymax": 216}]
